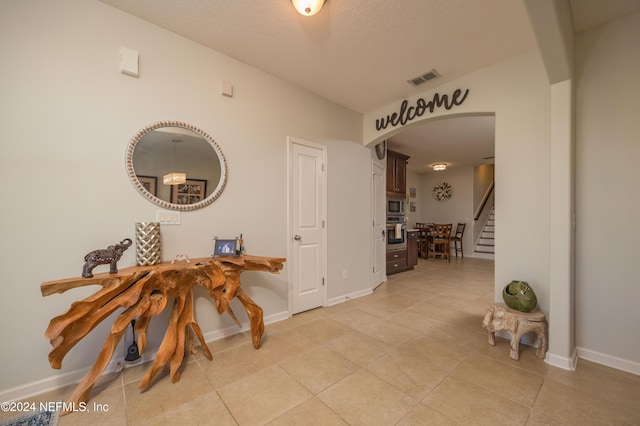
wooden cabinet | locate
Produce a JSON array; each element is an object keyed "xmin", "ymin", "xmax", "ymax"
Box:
[
  {"xmin": 386, "ymin": 233, "xmax": 418, "ymax": 275},
  {"xmin": 386, "ymin": 150, "xmax": 410, "ymax": 196},
  {"xmin": 386, "ymin": 250, "xmax": 407, "ymax": 274}
]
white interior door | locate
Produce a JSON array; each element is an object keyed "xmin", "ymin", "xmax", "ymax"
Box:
[
  {"xmin": 289, "ymin": 137, "xmax": 327, "ymax": 314},
  {"xmin": 372, "ymin": 160, "xmax": 385, "ymax": 288}
]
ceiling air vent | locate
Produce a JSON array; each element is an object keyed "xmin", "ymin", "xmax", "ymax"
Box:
[{"xmin": 407, "ymin": 69, "xmax": 440, "ymax": 87}]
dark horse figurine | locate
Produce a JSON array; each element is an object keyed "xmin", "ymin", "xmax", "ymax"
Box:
[{"xmin": 82, "ymin": 238, "xmax": 133, "ymax": 278}]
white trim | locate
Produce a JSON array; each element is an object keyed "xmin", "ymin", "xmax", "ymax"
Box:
[
  {"xmin": 577, "ymin": 347, "xmax": 640, "ymax": 376},
  {"xmin": 286, "ymin": 137, "xmax": 294, "ymax": 316},
  {"xmin": 328, "ymin": 288, "xmax": 373, "ymax": 306},
  {"xmin": 545, "ymin": 347, "xmax": 578, "ymax": 371}
]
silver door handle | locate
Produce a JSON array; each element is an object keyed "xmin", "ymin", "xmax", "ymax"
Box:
[
  {"xmin": 294, "ymin": 235, "xmax": 302, "ymax": 241},
  {"xmin": 382, "ymin": 230, "xmax": 386, "ymax": 237}
]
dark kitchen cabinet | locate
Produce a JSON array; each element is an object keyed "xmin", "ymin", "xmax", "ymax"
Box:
[
  {"xmin": 386, "ymin": 250, "xmax": 408, "ymax": 275},
  {"xmin": 386, "ymin": 150, "xmax": 410, "ymax": 196},
  {"xmin": 386, "ymin": 232, "xmax": 418, "ymax": 275}
]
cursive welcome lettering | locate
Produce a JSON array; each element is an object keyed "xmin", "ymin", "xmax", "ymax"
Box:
[{"xmin": 375, "ymin": 88, "xmax": 470, "ymax": 131}]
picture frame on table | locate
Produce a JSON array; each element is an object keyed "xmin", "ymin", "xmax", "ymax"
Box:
[
  {"xmin": 171, "ymin": 178, "xmax": 207, "ymax": 205},
  {"xmin": 212, "ymin": 238, "xmax": 239, "ymax": 257}
]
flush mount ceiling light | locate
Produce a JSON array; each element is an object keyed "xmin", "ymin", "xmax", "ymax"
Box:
[
  {"xmin": 291, "ymin": 0, "xmax": 325, "ymax": 16},
  {"xmin": 433, "ymin": 163, "xmax": 447, "ymax": 171}
]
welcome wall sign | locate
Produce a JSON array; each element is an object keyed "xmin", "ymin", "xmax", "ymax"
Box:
[{"xmin": 375, "ymin": 88, "xmax": 470, "ymax": 131}]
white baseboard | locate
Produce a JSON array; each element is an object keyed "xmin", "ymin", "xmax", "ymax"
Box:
[
  {"xmin": 327, "ymin": 288, "xmax": 373, "ymax": 306},
  {"xmin": 0, "ymin": 348, "xmax": 147, "ymax": 404},
  {"xmin": 545, "ymin": 347, "xmax": 578, "ymax": 371},
  {"xmin": 0, "ymin": 310, "xmax": 291, "ymax": 404},
  {"xmin": 576, "ymin": 347, "xmax": 640, "ymax": 376},
  {"xmin": 199, "ymin": 310, "xmax": 291, "ymax": 343}
]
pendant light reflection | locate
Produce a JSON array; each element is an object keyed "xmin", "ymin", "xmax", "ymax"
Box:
[
  {"xmin": 162, "ymin": 172, "xmax": 186, "ymax": 185},
  {"xmin": 291, "ymin": 0, "xmax": 325, "ymax": 16},
  {"xmin": 163, "ymin": 139, "xmax": 187, "ymax": 185}
]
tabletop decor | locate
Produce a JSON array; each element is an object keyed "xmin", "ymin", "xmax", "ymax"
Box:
[
  {"xmin": 135, "ymin": 222, "xmax": 161, "ymax": 266},
  {"xmin": 502, "ymin": 280, "xmax": 537, "ymax": 312},
  {"xmin": 81, "ymin": 238, "xmax": 132, "ymax": 278}
]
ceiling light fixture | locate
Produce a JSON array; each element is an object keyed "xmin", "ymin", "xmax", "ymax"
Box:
[
  {"xmin": 163, "ymin": 172, "xmax": 186, "ymax": 185},
  {"xmin": 291, "ymin": 0, "xmax": 325, "ymax": 16},
  {"xmin": 433, "ymin": 163, "xmax": 447, "ymax": 171}
]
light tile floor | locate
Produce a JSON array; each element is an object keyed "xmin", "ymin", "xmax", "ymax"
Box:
[{"xmin": 6, "ymin": 257, "xmax": 640, "ymax": 425}]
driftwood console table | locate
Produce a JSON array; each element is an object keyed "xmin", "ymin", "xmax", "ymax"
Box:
[{"xmin": 41, "ymin": 255, "xmax": 285, "ymax": 414}]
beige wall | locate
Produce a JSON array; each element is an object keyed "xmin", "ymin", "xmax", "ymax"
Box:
[
  {"xmin": 575, "ymin": 11, "xmax": 640, "ymax": 372},
  {"xmin": 419, "ymin": 167, "xmax": 475, "ymax": 256}
]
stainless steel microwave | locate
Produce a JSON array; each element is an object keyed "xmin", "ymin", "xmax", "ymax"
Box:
[{"xmin": 387, "ymin": 197, "xmax": 405, "ymax": 217}]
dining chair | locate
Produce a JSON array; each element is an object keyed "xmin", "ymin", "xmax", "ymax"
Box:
[
  {"xmin": 450, "ymin": 222, "xmax": 466, "ymax": 258},
  {"xmin": 427, "ymin": 223, "xmax": 452, "ymax": 262},
  {"xmin": 415, "ymin": 223, "xmax": 431, "ymax": 258}
]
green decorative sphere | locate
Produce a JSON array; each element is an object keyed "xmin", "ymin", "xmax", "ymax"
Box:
[{"xmin": 502, "ymin": 280, "xmax": 537, "ymax": 312}]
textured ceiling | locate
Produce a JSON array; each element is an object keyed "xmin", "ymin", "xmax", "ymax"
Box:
[
  {"xmin": 99, "ymin": 0, "xmax": 538, "ymax": 114},
  {"xmin": 99, "ymin": 0, "xmax": 639, "ymax": 173}
]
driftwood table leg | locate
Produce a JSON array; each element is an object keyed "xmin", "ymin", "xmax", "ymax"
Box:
[
  {"xmin": 235, "ymin": 287, "xmax": 265, "ymax": 349},
  {"xmin": 63, "ymin": 303, "xmax": 151, "ymax": 413},
  {"xmin": 139, "ymin": 288, "xmax": 208, "ymax": 388},
  {"xmin": 65, "ymin": 327, "xmax": 127, "ymax": 412}
]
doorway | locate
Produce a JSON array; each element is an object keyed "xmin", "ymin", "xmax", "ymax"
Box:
[
  {"xmin": 382, "ymin": 114, "xmax": 495, "ymax": 260},
  {"xmin": 287, "ymin": 137, "xmax": 327, "ymax": 314}
]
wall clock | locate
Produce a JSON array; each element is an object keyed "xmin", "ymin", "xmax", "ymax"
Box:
[
  {"xmin": 433, "ymin": 182, "xmax": 452, "ymax": 201},
  {"xmin": 375, "ymin": 140, "xmax": 386, "ymax": 160}
]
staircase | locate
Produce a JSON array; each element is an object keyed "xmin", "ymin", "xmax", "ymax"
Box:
[{"xmin": 474, "ymin": 206, "xmax": 494, "ymax": 259}]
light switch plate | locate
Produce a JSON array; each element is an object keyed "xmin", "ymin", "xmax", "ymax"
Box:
[{"xmin": 156, "ymin": 210, "xmax": 180, "ymax": 225}]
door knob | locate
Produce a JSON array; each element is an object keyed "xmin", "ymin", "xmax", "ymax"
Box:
[{"xmin": 294, "ymin": 235, "xmax": 302, "ymax": 241}]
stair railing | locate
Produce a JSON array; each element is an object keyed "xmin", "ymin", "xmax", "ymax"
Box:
[
  {"xmin": 473, "ymin": 182, "xmax": 495, "ymax": 251},
  {"xmin": 474, "ymin": 180, "xmax": 494, "ymax": 221}
]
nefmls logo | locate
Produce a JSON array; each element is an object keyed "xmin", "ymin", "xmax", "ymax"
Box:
[{"xmin": 375, "ymin": 89, "xmax": 470, "ymax": 131}]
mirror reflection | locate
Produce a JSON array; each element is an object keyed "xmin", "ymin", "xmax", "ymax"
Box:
[{"xmin": 126, "ymin": 121, "xmax": 227, "ymax": 210}]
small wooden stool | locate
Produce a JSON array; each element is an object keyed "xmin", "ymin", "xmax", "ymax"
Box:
[{"xmin": 482, "ymin": 303, "xmax": 547, "ymax": 360}]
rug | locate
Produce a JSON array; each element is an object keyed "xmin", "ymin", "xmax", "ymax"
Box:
[{"xmin": 0, "ymin": 410, "xmax": 58, "ymax": 426}]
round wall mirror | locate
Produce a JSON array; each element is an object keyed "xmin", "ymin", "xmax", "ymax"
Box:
[{"xmin": 125, "ymin": 121, "xmax": 227, "ymax": 211}]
